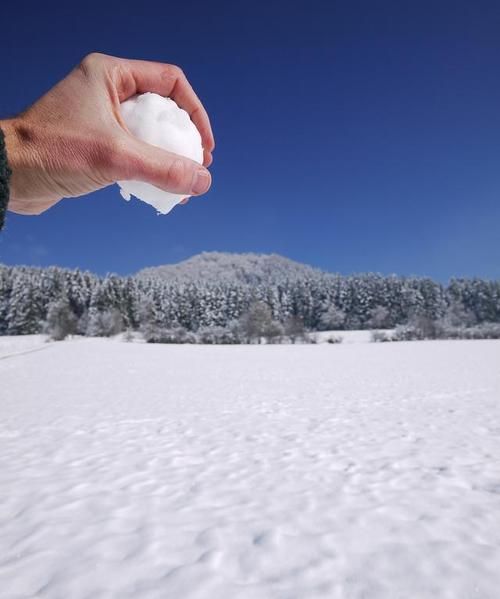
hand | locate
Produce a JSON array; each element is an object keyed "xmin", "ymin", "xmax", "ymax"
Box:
[{"xmin": 1, "ymin": 53, "xmax": 215, "ymax": 215}]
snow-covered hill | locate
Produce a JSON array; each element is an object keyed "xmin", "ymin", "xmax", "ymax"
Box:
[
  {"xmin": 1, "ymin": 338, "xmax": 500, "ymax": 598},
  {"xmin": 136, "ymin": 251, "xmax": 328, "ymax": 285}
]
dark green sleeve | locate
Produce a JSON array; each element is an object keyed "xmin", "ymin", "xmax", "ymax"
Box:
[{"xmin": 0, "ymin": 127, "xmax": 12, "ymax": 231}]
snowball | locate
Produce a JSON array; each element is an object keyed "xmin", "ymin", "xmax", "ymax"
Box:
[{"xmin": 117, "ymin": 93, "xmax": 204, "ymax": 215}]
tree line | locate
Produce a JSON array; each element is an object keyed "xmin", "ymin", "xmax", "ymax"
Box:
[{"xmin": 1, "ymin": 264, "xmax": 499, "ymax": 342}]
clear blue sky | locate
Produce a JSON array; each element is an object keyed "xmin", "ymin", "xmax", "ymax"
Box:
[{"xmin": 1, "ymin": 0, "xmax": 499, "ymax": 280}]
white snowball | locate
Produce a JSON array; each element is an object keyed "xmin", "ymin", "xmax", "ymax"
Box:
[{"xmin": 117, "ymin": 93, "xmax": 204, "ymax": 215}]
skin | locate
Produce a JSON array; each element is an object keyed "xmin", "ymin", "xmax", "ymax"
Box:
[{"xmin": 0, "ymin": 53, "xmax": 215, "ymax": 215}]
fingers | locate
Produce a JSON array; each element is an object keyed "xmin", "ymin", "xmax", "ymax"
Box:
[
  {"xmin": 204, "ymin": 149, "xmax": 213, "ymax": 168},
  {"xmin": 117, "ymin": 136, "xmax": 212, "ymax": 196},
  {"xmin": 112, "ymin": 57, "xmax": 215, "ymax": 154}
]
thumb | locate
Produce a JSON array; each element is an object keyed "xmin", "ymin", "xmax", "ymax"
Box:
[{"xmin": 118, "ymin": 136, "xmax": 212, "ymax": 196}]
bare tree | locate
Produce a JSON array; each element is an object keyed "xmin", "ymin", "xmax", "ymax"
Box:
[
  {"xmin": 444, "ymin": 299, "xmax": 477, "ymax": 328},
  {"xmin": 284, "ymin": 315, "xmax": 305, "ymax": 344},
  {"xmin": 44, "ymin": 299, "xmax": 78, "ymax": 341},
  {"xmin": 239, "ymin": 301, "xmax": 274, "ymax": 344},
  {"xmin": 264, "ymin": 320, "xmax": 284, "ymax": 344},
  {"xmin": 368, "ymin": 305, "xmax": 390, "ymax": 329},
  {"xmin": 319, "ymin": 305, "xmax": 346, "ymax": 330}
]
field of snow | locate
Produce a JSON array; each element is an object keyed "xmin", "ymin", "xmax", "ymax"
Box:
[
  {"xmin": 0, "ymin": 335, "xmax": 47, "ymax": 359},
  {"xmin": 312, "ymin": 329, "xmax": 375, "ymax": 344},
  {"xmin": 1, "ymin": 337, "xmax": 500, "ymax": 599}
]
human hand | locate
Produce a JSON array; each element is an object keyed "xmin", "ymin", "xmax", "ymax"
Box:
[{"xmin": 0, "ymin": 53, "xmax": 215, "ymax": 215}]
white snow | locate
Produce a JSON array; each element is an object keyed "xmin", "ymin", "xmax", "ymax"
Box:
[
  {"xmin": 312, "ymin": 329, "xmax": 378, "ymax": 344},
  {"xmin": 0, "ymin": 334, "xmax": 47, "ymax": 359},
  {"xmin": 1, "ymin": 338, "xmax": 500, "ymax": 599},
  {"xmin": 118, "ymin": 93, "xmax": 204, "ymax": 214}
]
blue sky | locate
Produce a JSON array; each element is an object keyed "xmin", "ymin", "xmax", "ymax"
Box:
[{"xmin": 1, "ymin": 0, "xmax": 499, "ymax": 281}]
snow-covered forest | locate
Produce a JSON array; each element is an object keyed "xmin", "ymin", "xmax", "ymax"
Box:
[{"xmin": 1, "ymin": 253, "xmax": 499, "ymax": 341}]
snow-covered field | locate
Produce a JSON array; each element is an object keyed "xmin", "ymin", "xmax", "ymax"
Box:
[
  {"xmin": 312, "ymin": 329, "xmax": 375, "ymax": 344},
  {"xmin": 0, "ymin": 335, "xmax": 47, "ymax": 359},
  {"xmin": 1, "ymin": 337, "xmax": 500, "ymax": 599}
]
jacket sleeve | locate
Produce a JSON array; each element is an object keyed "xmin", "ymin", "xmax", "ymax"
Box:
[{"xmin": 0, "ymin": 127, "xmax": 12, "ymax": 231}]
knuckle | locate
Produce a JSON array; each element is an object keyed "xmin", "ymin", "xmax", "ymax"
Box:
[
  {"xmin": 166, "ymin": 159, "xmax": 187, "ymax": 189},
  {"xmin": 110, "ymin": 63, "xmax": 127, "ymax": 90},
  {"xmin": 80, "ymin": 52, "xmax": 99, "ymax": 68},
  {"xmin": 79, "ymin": 52, "xmax": 108, "ymax": 76},
  {"xmin": 165, "ymin": 64, "xmax": 184, "ymax": 80}
]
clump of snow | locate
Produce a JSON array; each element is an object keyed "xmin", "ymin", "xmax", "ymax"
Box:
[{"xmin": 118, "ymin": 93, "xmax": 203, "ymax": 214}]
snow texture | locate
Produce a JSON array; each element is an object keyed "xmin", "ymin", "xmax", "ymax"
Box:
[
  {"xmin": 117, "ymin": 93, "xmax": 203, "ymax": 214},
  {"xmin": 1, "ymin": 338, "xmax": 500, "ymax": 598},
  {"xmin": 0, "ymin": 335, "xmax": 47, "ymax": 359}
]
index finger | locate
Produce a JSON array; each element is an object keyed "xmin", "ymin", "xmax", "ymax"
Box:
[{"xmin": 114, "ymin": 57, "xmax": 215, "ymax": 154}]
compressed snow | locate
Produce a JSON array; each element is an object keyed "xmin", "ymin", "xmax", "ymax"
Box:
[
  {"xmin": 118, "ymin": 93, "xmax": 204, "ymax": 214},
  {"xmin": 1, "ymin": 339, "xmax": 500, "ymax": 598}
]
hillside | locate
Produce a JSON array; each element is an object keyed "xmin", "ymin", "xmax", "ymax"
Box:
[
  {"xmin": 136, "ymin": 251, "xmax": 329, "ymax": 285},
  {"xmin": 3, "ymin": 257, "xmax": 499, "ymax": 337}
]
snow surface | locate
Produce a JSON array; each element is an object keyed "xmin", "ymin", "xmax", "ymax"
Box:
[
  {"xmin": 1, "ymin": 338, "xmax": 500, "ymax": 599},
  {"xmin": 0, "ymin": 335, "xmax": 47, "ymax": 359},
  {"xmin": 312, "ymin": 330, "xmax": 376, "ymax": 344},
  {"xmin": 118, "ymin": 93, "xmax": 203, "ymax": 214}
]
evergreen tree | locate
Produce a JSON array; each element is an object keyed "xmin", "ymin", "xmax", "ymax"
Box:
[{"xmin": 1, "ymin": 262, "xmax": 499, "ymax": 340}]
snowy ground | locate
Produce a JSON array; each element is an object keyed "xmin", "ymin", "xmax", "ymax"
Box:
[
  {"xmin": 1, "ymin": 337, "xmax": 500, "ymax": 599},
  {"xmin": 311, "ymin": 329, "xmax": 375, "ymax": 344},
  {"xmin": 0, "ymin": 335, "xmax": 47, "ymax": 359}
]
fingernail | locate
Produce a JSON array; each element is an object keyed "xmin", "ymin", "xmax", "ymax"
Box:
[{"xmin": 191, "ymin": 169, "xmax": 211, "ymax": 195}]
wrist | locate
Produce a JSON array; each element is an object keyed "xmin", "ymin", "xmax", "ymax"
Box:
[
  {"xmin": 0, "ymin": 122, "xmax": 12, "ymax": 229},
  {"xmin": 0, "ymin": 117, "xmax": 53, "ymax": 214},
  {"xmin": 0, "ymin": 118, "xmax": 27, "ymax": 204},
  {"xmin": 0, "ymin": 118, "xmax": 22, "ymax": 165}
]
